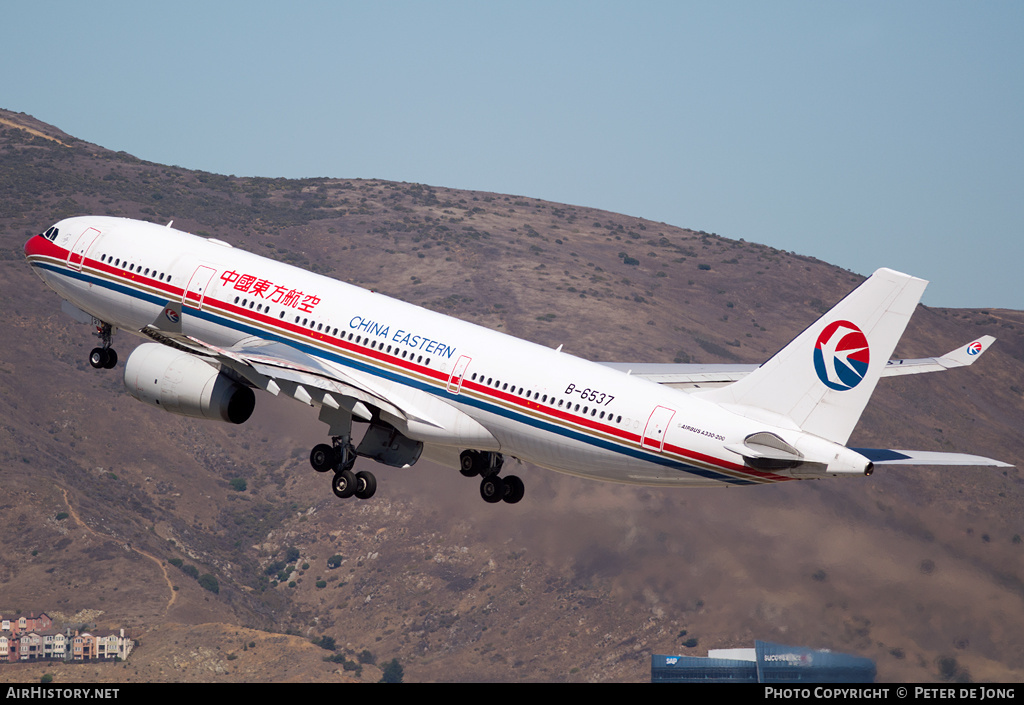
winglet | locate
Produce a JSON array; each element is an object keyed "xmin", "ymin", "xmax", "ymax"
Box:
[
  {"xmin": 149, "ymin": 300, "xmax": 183, "ymax": 335},
  {"xmin": 939, "ymin": 335, "xmax": 995, "ymax": 368}
]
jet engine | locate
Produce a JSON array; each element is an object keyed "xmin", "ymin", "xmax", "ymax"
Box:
[{"xmin": 123, "ymin": 343, "xmax": 255, "ymax": 424}]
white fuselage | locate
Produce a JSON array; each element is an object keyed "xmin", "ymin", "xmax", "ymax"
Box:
[{"xmin": 26, "ymin": 216, "xmax": 820, "ymax": 488}]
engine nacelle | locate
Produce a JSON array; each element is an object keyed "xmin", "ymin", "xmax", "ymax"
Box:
[{"xmin": 123, "ymin": 343, "xmax": 255, "ymax": 424}]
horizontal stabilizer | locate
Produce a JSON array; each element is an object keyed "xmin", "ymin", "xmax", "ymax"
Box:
[
  {"xmin": 882, "ymin": 336, "xmax": 995, "ymax": 377},
  {"xmin": 852, "ymin": 448, "xmax": 1013, "ymax": 467},
  {"xmin": 600, "ymin": 337, "xmax": 994, "ymax": 389}
]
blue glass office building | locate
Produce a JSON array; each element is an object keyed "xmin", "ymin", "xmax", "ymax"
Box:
[{"xmin": 652, "ymin": 640, "xmax": 876, "ymax": 683}]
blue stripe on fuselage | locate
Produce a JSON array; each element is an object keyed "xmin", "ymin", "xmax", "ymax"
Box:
[{"xmin": 32, "ymin": 260, "xmax": 756, "ymax": 486}]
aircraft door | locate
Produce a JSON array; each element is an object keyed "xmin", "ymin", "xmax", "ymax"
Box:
[
  {"xmin": 183, "ymin": 265, "xmax": 216, "ymax": 310},
  {"xmin": 642, "ymin": 405, "xmax": 676, "ymax": 452},
  {"xmin": 67, "ymin": 227, "xmax": 102, "ymax": 271},
  {"xmin": 447, "ymin": 355, "xmax": 472, "ymax": 394}
]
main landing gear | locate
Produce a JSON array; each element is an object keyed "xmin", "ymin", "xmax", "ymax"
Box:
[
  {"xmin": 460, "ymin": 450, "xmax": 524, "ymax": 505},
  {"xmin": 89, "ymin": 322, "xmax": 118, "ymax": 369},
  {"xmin": 310, "ymin": 437, "xmax": 377, "ymax": 500}
]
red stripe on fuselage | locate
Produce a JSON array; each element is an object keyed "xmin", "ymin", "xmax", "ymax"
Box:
[{"xmin": 29, "ymin": 235, "xmax": 792, "ymax": 485}]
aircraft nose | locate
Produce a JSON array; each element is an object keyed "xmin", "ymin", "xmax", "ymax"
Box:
[
  {"xmin": 25, "ymin": 227, "xmax": 54, "ymax": 259},
  {"xmin": 24, "ymin": 233, "xmax": 41, "ymax": 258}
]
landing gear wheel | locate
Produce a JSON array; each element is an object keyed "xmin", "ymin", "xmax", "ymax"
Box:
[
  {"xmin": 354, "ymin": 471, "xmax": 377, "ymax": 500},
  {"xmin": 89, "ymin": 323, "xmax": 117, "ymax": 369},
  {"xmin": 501, "ymin": 475, "xmax": 525, "ymax": 504},
  {"xmin": 332, "ymin": 469, "xmax": 357, "ymax": 499},
  {"xmin": 480, "ymin": 474, "xmax": 505, "ymax": 504},
  {"xmin": 461, "ymin": 450, "xmax": 504, "ymax": 477},
  {"xmin": 89, "ymin": 348, "xmax": 107, "ymax": 369},
  {"xmin": 460, "ymin": 450, "xmax": 481, "ymax": 477},
  {"xmin": 310, "ymin": 444, "xmax": 337, "ymax": 473},
  {"xmin": 89, "ymin": 347, "xmax": 117, "ymax": 369}
]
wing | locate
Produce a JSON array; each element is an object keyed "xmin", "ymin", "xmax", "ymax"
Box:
[
  {"xmin": 597, "ymin": 362, "xmax": 757, "ymax": 389},
  {"xmin": 599, "ymin": 336, "xmax": 996, "ymax": 390},
  {"xmin": 141, "ymin": 302, "xmax": 443, "ymax": 429}
]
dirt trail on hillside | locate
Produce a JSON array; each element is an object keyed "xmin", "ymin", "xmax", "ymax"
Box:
[
  {"xmin": 0, "ymin": 117, "xmax": 69, "ymax": 146},
  {"xmin": 60, "ymin": 487, "xmax": 177, "ymax": 613}
]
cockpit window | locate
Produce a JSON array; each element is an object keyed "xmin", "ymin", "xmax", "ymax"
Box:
[{"xmin": 43, "ymin": 227, "xmax": 59, "ymax": 241}]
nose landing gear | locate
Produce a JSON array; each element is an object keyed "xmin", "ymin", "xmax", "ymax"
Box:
[{"xmin": 89, "ymin": 322, "xmax": 118, "ymax": 369}]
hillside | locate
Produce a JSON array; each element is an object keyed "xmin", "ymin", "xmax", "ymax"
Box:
[{"xmin": 1, "ymin": 108, "xmax": 1022, "ymax": 683}]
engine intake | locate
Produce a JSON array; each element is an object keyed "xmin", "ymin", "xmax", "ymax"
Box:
[{"xmin": 123, "ymin": 343, "xmax": 255, "ymax": 424}]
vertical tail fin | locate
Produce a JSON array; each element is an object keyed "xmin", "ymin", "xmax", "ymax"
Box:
[{"xmin": 697, "ymin": 268, "xmax": 928, "ymax": 444}]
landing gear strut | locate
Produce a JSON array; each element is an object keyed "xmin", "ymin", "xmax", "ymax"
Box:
[
  {"xmin": 310, "ymin": 436, "xmax": 376, "ymax": 500},
  {"xmin": 460, "ymin": 450, "xmax": 524, "ymax": 504},
  {"xmin": 89, "ymin": 322, "xmax": 117, "ymax": 369}
]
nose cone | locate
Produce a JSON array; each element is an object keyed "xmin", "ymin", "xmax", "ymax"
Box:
[
  {"xmin": 25, "ymin": 226, "xmax": 60, "ymax": 263},
  {"xmin": 25, "ymin": 232, "xmax": 47, "ymax": 259}
]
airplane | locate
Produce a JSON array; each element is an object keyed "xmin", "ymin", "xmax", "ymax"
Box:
[{"xmin": 24, "ymin": 216, "xmax": 1011, "ymax": 505}]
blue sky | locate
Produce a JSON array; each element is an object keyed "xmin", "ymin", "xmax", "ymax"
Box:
[{"xmin": 5, "ymin": 1, "xmax": 1022, "ymax": 309}]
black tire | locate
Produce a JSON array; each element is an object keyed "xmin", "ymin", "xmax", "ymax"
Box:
[
  {"xmin": 502, "ymin": 475, "xmax": 525, "ymax": 504},
  {"xmin": 103, "ymin": 348, "xmax": 118, "ymax": 368},
  {"xmin": 459, "ymin": 450, "xmax": 480, "ymax": 477},
  {"xmin": 310, "ymin": 444, "xmax": 336, "ymax": 473},
  {"xmin": 89, "ymin": 348, "xmax": 107, "ymax": 369},
  {"xmin": 354, "ymin": 471, "xmax": 377, "ymax": 500},
  {"xmin": 480, "ymin": 474, "xmax": 505, "ymax": 504},
  {"xmin": 332, "ymin": 469, "xmax": 357, "ymax": 499}
]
